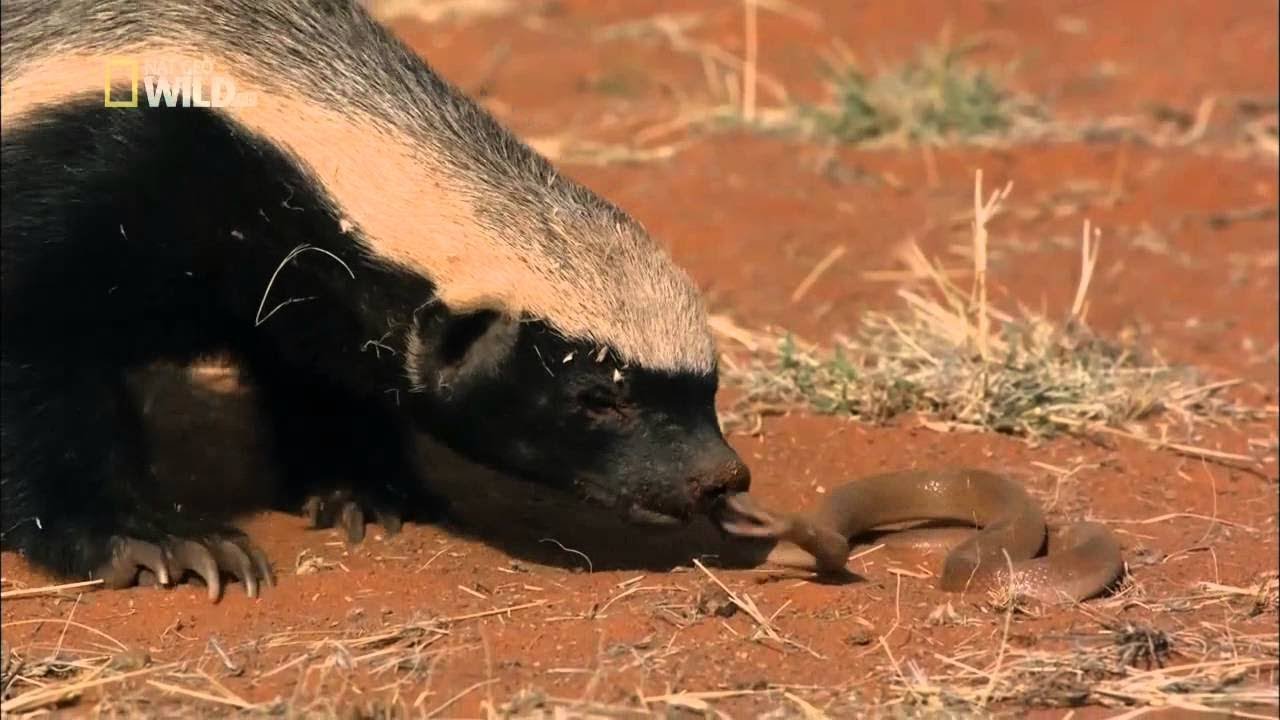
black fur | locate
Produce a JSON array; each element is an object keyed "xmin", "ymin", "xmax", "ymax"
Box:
[
  {"xmin": 1, "ymin": 98, "xmax": 430, "ymax": 577},
  {"xmin": 126, "ymin": 363, "xmax": 278, "ymax": 521},
  {"xmin": 1, "ymin": 96, "xmax": 747, "ymax": 584}
]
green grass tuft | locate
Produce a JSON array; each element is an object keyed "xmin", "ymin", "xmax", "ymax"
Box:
[
  {"xmin": 804, "ymin": 41, "xmax": 1037, "ymax": 145},
  {"xmin": 732, "ymin": 312, "xmax": 1210, "ymax": 439}
]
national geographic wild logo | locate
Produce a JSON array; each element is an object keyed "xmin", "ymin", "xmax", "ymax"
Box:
[{"xmin": 103, "ymin": 56, "xmax": 257, "ymax": 109}]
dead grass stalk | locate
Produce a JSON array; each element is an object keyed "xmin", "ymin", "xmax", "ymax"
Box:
[{"xmin": 718, "ymin": 171, "xmax": 1268, "ymax": 469}]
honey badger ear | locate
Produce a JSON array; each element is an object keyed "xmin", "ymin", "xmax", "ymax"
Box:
[{"xmin": 436, "ymin": 309, "xmax": 521, "ymax": 387}]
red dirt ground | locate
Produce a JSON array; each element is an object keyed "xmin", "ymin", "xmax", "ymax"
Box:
[{"xmin": 3, "ymin": 1, "xmax": 1277, "ymax": 717}]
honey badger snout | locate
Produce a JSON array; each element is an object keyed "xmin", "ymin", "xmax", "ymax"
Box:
[
  {"xmin": 686, "ymin": 447, "xmax": 751, "ymax": 510},
  {"xmin": 627, "ymin": 436, "xmax": 751, "ymax": 525}
]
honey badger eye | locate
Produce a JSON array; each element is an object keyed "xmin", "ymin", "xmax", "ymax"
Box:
[{"xmin": 577, "ymin": 387, "xmax": 632, "ymax": 425}]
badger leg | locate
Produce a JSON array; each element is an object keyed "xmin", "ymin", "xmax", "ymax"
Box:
[
  {"xmin": 246, "ymin": 362, "xmax": 449, "ymax": 545},
  {"xmin": 0, "ymin": 362, "xmax": 273, "ymax": 601},
  {"xmin": 301, "ymin": 488, "xmax": 404, "ymax": 544}
]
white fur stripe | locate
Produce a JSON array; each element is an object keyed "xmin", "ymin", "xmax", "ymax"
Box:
[{"xmin": 2, "ymin": 47, "xmax": 715, "ymax": 374}]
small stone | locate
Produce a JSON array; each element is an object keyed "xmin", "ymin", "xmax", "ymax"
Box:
[
  {"xmin": 844, "ymin": 629, "xmax": 874, "ymax": 646},
  {"xmin": 110, "ymin": 648, "xmax": 151, "ymax": 672}
]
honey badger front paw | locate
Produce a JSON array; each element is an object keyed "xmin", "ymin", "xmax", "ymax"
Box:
[
  {"xmin": 301, "ymin": 489, "xmax": 404, "ymax": 544},
  {"xmin": 94, "ymin": 533, "xmax": 275, "ymax": 602}
]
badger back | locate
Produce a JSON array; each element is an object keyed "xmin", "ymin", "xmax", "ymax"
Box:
[{"xmin": 0, "ymin": 0, "xmax": 716, "ymax": 374}]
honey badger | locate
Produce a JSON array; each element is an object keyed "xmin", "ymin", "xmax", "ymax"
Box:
[{"xmin": 1, "ymin": 0, "xmax": 750, "ymax": 600}]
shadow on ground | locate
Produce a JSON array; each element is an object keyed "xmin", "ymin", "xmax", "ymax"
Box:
[{"xmin": 132, "ymin": 361, "xmax": 867, "ymax": 581}]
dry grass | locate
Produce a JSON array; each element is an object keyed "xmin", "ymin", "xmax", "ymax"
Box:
[
  {"xmin": 581, "ymin": 11, "xmax": 1279, "ymax": 163},
  {"xmin": 610, "ymin": 19, "xmax": 1044, "ymax": 151},
  {"xmin": 886, "ymin": 618, "xmax": 1278, "ymax": 717},
  {"xmin": 0, "ymin": 599, "xmax": 546, "ymax": 716},
  {"xmin": 717, "ymin": 171, "xmax": 1268, "ymax": 468},
  {"xmin": 0, "ymin": 574, "xmax": 813, "ymax": 718},
  {"xmin": 4, "ymin": 571, "xmax": 1277, "ymax": 717}
]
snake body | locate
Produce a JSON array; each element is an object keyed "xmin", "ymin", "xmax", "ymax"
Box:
[{"xmin": 720, "ymin": 468, "xmax": 1124, "ymax": 604}]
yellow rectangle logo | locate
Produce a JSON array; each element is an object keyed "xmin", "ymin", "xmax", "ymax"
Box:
[{"xmin": 103, "ymin": 58, "xmax": 139, "ymax": 108}]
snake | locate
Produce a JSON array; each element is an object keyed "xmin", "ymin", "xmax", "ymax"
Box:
[{"xmin": 717, "ymin": 468, "xmax": 1124, "ymax": 604}]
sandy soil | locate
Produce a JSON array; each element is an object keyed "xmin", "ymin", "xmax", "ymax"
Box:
[{"xmin": 3, "ymin": 1, "xmax": 1277, "ymax": 717}]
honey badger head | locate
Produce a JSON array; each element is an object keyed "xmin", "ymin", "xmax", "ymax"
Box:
[
  {"xmin": 0, "ymin": 0, "xmax": 749, "ymax": 525},
  {"xmin": 381, "ymin": 198, "xmax": 748, "ymax": 523},
  {"xmin": 390, "ymin": 181, "xmax": 748, "ymax": 525},
  {"xmin": 402, "ymin": 308, "xmax": 747, "ymax": 525}
]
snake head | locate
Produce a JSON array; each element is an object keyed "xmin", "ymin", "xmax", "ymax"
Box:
[
  {"xmin": 714, "ymin": 493, "xmax": 797, "ymax": 538},
  {"xmin": 716, "ymin": 492, "xmax": 852, "ymax": 574}
]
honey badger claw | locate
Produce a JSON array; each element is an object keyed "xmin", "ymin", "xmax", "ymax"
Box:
[
  {"xmin": 98, "ymin": 538, "xmax": 171, "ymax": 589},
  {"xmin": 207, "ymin": 538, "xmax": 275, "ymax": 599},
  {"xmin": 94, "ymin": 534, "xmax": 275, "ymax": 602},
  {"xmin": 301, "ymin": 490, "xmax": 403, "ymax": 544}
]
